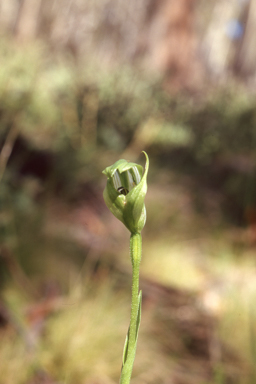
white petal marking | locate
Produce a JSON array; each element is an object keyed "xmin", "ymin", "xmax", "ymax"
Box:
[
  {"xmin": 127, "ymin": 170, "xmax": 134, "ymax": 190},
  {"xmin": 112, "ymin": 171, "xmax": 122, "ymax": 190},
  {"xmin": 132, "ymin": 166, "xmax": 141, "ymax": 185}
]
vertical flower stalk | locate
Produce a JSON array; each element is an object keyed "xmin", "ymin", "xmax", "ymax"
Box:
[{"xmin": 102, "ymin": 152, "xmax": 149, "ymax": 384}]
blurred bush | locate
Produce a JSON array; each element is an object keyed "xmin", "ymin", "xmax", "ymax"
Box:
[
  {"xmin": 1, "ymin": 34, "xmax": 256, "ymax": 230},
  {"xmin": 1, "ymin": 24, "xmax": 256, "ymax": 384}
]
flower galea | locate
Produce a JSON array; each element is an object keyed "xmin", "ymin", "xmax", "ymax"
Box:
[{"xmin": 102, "ymin": 152, "xmax": 149, "ymax": 234}]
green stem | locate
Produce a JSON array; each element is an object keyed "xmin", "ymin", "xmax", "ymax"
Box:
[{"xmin": 120, "ymin": 233, "xmax": 142, "ymax": 384}]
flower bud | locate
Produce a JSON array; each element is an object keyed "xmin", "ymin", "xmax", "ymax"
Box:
[{"xmin": 102, "ymin": 152, "xmax": 149, "ymax": 234}]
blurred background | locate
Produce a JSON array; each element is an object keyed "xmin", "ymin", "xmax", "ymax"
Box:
[{"xmin": 1, "ymin": 0, "xmax": 256, "ymax": 383}]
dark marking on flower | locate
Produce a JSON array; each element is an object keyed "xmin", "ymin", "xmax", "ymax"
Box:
[{"xmin": 117, "ymin": 186, "xmax": 129, "ymax": 196}]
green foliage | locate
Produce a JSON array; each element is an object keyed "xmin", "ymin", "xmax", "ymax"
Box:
[
  {"xmin": 186, "ymin": 87, "xmax": 256, "ymax": 161},
  {"xmin": 0, "ymin": 39, "xmax": 75, "ymax": 148}
]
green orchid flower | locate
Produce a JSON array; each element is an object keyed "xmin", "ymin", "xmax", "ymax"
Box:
[
  {"xmin": 102, "ymin": 151, "xmax": 149, "ymax": 234},
  {"xmin": 102, "ymin": 152, "xmax": 149, "ymax": 384}
]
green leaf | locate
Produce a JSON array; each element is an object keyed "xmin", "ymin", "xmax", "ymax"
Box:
[
  {"xmin": 135, "ymin": 290, "xmax": 142, "ymax": 341},
  {"xmin": 123, "ymin": 152, "xmax": 148, "ymax": 234},
  {"xmin": 122, "ymin": 326, "xmax": 130, "ymax": 367},
  {"xmin": 103, "ymin": 179, "xmax": 126, "ymax": 224}
]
